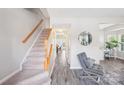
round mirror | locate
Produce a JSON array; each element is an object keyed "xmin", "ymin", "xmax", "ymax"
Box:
[{"xmin": 78, "ymin": 32, "xmax": 92, "ymax": 46}]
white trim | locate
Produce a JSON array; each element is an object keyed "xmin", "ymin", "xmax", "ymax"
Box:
[
  {"xmin": 0, "ymin": 68, "xmax": 20, "ymax": 84},
  {"xmin": 109, "ymin": 56, "xmax": 124, "ymax": 60},
  {"xmin": 20, "ymin": 29, "xmax": 43, "ymax": 70},
  {"xmin": 117, "ymin": 57, "xmax": 124, "ymax": 60},
  {"xmin": 70, "ymin": 66, "xmax": 82, "ymax": 69}
]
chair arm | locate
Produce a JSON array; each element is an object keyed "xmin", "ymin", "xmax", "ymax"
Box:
[{"xmin": 87, "ymin": 58, "xmax": 95, "ymax": 63}]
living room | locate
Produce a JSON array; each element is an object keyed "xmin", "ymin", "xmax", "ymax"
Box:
[{"xmin": 48, "ymin": 8, "xmax": 124, "ymax": 84}]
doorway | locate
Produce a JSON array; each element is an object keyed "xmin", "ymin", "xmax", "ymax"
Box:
[{"xmin": 55, "ymin": 28, "xmax": 70, "ymax": 66}]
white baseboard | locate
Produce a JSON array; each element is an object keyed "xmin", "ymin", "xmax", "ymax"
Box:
[
  {"xmin": 117, "ymin": 57, "xmax": 124, "ymax": 60},
  {"xmin": 0, "ymin": 68, "xmax": 20, "ymax": 84},
  {"xmin": 70, "ymin": 66, "xmax": 82, "ymax": 69},
  {"xmin": 108, "ymin": 56, "xmax": 124, "ymax": 60},
  {"xmin": 20, "ymin": 29, "xmax": 43, "ymax": 70}
]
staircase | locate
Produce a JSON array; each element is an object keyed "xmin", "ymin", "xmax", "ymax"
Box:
[{"xmin": 3, "ymin": 28, "xmax": 52, "ymax": 85}]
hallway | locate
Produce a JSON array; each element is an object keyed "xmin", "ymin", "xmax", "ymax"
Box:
[{"xmin": 51, "ymin": 51, "xmax": 80, "ymax": 85}]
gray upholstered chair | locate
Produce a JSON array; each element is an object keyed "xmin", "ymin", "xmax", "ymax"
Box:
[{"xmin": 76, "ymin": 52, "xmax": 104, "ymax": 84}]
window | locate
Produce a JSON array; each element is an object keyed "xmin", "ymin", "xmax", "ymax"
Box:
[
  {"xmin": 106, "ymin": 34, "xmax": 117, "ymax": 42},
  {"xmin": 121, "ymin": 34, "xmax": 124, "ymax": 51}
]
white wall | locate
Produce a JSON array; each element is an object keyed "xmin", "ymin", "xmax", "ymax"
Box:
[
  {"xmin": 50, "ymin": 17, "xmax": 124, "ymax": 69},
  {"xmin": 0, "ymin": 9, "xmax": 47, "ymax": 80}
]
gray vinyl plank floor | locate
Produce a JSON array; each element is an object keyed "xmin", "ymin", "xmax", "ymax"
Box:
[
  {"xmin": 100, "ymin": 59, "xmax": 124, "ymax": 85},
  {"xmin": 51, "ymin": 52, "xmax": 124, "ymax": 85}
]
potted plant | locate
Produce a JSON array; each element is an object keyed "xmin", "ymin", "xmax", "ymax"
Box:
[{"xmin": 105, "ymin": 37, "xmax": 120, "ymax": 59}]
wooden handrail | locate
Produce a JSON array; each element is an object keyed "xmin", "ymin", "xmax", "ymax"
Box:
[
  {"xmin": 43, "ymin": 28, "xmax": 53, "ymax": 71},
  {"xmin": 22, "ymin": 19, "xmax": 43, "ymax": 43},
  {"xmin": 44, "ymin": 44, "xmax": 53, "ymax": 71},
  {"xmin": 48, "ymin": 44, "xmax": 53, "ymax": 64},
  {"xmin": 49, "ymin": 44, "xmax": 53, "ymax": 57}
]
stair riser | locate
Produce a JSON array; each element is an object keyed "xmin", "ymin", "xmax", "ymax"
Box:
[
  {"xmin": 23, "ymin": 63, "xmax": 43, "ymax": 67},
  {"xmin": 37, "ymin": 39, "xmax": 47, "ymax": 42},
  {"xmin": 42, "ymin": 31, "xmax": 50, "ymax": 33},
  {"xmin": 33, "ymin": 44, "xmax": 44, "ymax": 47},
  {"xmin": 34, "ymin": 43, "xmax": 45, "ymax": 45},
  {"xmin": 38, "ymin": 37, "xmax": 47, "ymax": 39},
  {"xmin": 36, "ymin": 38, "xmax": 47, "ymax": 40},
  {"xmin": 40, "ymin": 32, "xmax": 48, "ymax": 34},
  {"xmin": 38, "ymin": 35, "xmax": 47, "ymax": 37},
  {"xmin": 40, "ymin": 33, "xmax": 49, "ymax": 35},
  {"xmin": 39, "ymin": 35, "xmax": 48, "ymax": 37},
  {"xmin": 29, "ymin": 50, "xmax": 46, "ymax": 53},
  {"xmin": 24, "ymin": 60, "xmax": 44, "ymax": 63},
  {"xmin": 36, "ymin": 40, "xmax": 46, "ymax": 42},
  {"xmin": 29, "ymin": 52, "xmax": 46, "ymax": 56},
  {"xmin": 28, "ymin": 53, "xmax": 46, "ymax": 57},
  {"xmin": 31, "ymin": 48, "xmax": 46, "ymax": 52},
  {"xmin": 36, "ymin": 42, "xmax": 46, "ymax": 44},
  {"xmin": 35, "ymin": 42, "xmax": 46, "ymax": 45},
  {"xmin": 32, "ymin": 47, "xmax": 46, "ymax": 50},
  {"xmin": 39, "ymin": 37, "xmax": 48, "ymax": 39},
  {"xmin": 22, "ymin": 66, "xmax": 44, "ymax": 70},
  {"xmin": 36, "ymin": 41, "xmax": 47, "ymax": 43},
  {"xmin": 23, "ymin": 62, "xmax": 44, "ymax": 66},
  {"xmin": 27, "ymin": 57, "xmax": 46, "ymax": 62},
  {"xmin": 32, "ymin": 46, "xmax": 46, "ymax": 50},
  {"xmin": 41, "ymin": 32, "xmax": 49, "ymax": 34}
]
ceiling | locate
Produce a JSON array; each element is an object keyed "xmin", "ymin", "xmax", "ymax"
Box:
[
  {"xmin": 99, "ymin": 23, "xmax": 124, "ymax": 32},
  {"xmin": 99, "ymin": 24, "xmax": 116, "ymax": 29},
  {"xmin": 47, "ymin": 8, "xmax": 124, "ymax": 18}
]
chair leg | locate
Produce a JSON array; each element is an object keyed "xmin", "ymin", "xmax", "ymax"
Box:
[
  {"xmin": 96, "ymin": 77, "xmax": 100, "ymax": 82},
  {"xmin": 80, "ymin": 74, "xmax": 104, "ymax": 85}
]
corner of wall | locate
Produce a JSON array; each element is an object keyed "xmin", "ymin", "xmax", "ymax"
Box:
[{"xmin": 0, "ymin": 68, "xmax": 20, "ymax": 84}]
